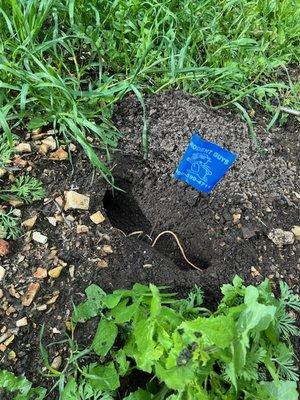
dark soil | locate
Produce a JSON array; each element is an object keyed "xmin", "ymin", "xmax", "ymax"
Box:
[{"xmin": 0, "ymin": 91, "xmax": 299, "ymax": 395}]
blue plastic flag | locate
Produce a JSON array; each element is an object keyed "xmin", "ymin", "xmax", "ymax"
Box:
[{"xmin": 173, "ymin": 132, "xmax": 237, "ymax": 193}]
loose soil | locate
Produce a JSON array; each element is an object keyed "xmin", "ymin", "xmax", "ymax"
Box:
[{"xmin": 0, "ymin": 91, "xmax": 299, "ymax": 394}]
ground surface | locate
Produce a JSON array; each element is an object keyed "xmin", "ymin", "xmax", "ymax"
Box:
[{"xmin": 0, "ymin": 91, "xmax": 299, "ymax": 391}]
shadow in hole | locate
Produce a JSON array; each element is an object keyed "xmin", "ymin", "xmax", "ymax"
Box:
[
  {"xmin": 103, "ymin": 179, "xmax": 210, "ymax": 270},
  {"xmin": 103, "ymin": 179, "xmax": 152, "ymax": 235}
]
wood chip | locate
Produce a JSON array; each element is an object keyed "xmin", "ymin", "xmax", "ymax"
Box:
[{"xmin": 22, "ymin": 282, "xmax": 40, "ymax": 306}]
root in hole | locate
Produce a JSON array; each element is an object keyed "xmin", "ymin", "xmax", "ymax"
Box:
[{"xmin": 103, "ymin": 180, "xmax": 210, "ymax": 270}]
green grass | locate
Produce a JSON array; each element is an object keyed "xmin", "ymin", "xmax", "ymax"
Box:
[{"xmin": 0, "ymin": 0, "xmax": 299, "ymax": 181}]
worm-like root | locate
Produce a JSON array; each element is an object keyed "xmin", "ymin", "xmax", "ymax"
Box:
[{"xmin": 151, "ymin": 230, "xmax": 203, "ymax": 272}]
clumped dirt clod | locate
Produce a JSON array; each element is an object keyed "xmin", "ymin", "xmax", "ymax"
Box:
[{"xmin": 0, "ymin": 91, "xmax": 299, "ymax": 388}]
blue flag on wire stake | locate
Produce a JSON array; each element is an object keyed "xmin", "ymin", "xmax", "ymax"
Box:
[{"xmin": 173, "ymin": 132, "xmax": 237, "ymax": 193}]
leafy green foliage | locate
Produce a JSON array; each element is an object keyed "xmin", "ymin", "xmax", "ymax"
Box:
[
  {"xmin": 0, "ymin": 208, "xmax": 21, "ymax": 240},
  {"xmin": 0, "ymin": 0, "xmax": 299, "ymax": 180},
  {"xmin": 0, "ymin": 134, "xmax": 45, "ymax": 239},
  {"xmin": 3, "ymin": 277, "xmax": 297, "ymax": 399},
  {"xmin": 0, "ymin": 369, "xmax": 46, "ymax": 399}
]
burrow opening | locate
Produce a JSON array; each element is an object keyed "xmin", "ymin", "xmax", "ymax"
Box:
[{"xmin": 103, "ymin": 179, "xmax": 210, "ymax": 270}]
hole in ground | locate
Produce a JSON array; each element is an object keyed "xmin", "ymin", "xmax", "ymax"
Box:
[{"xmin": 103, "ymin": 179, "xmax": 210, "ymax": 270}]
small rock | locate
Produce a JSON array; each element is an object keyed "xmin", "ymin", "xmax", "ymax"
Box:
[
  {"xmin": 291, "ymin": 226, "xmax": 300, "ymax": 241},
  {"xmin": 90, "ymin": 211, "xmax": 105, "ymax": 224},
  {"xmin": 102, "ymin": 244, "xmax": 113, "ymax": 254},
  {"xmin": 69, "ymin": 265, "xmax": 75, "ymax": 278},
  {"xmin": 55, "ymin": 196, "xmax": 64, "ymax": 208},
  {"xmin": 232, "ymin": 213, "xmax": 241, "ymax": 224},
  {"xmin": 16, "ymin": 317, "xmax": 28, "ymax": 327},
  {"xmin": 22, "ymin": 215, "xmax": 37, "ymax": 229},
  {"xmin": 8, "ymin": 198, "xmax": 23, "ymax": 207},
  {"xmin": 64, "ymin": 191, "xmax": 90, "ymax": 211},
  {"xmin": 0, "ymin": 266, "xmax": 6, "ymax": 281},
  {"xmin": 48, "ymin": 266, "xmax": 63, "ymax": 278},
  {"xmin": 76, "ymin": 224, "xmax": 89, "ymax": 234},
  {"xmin": 0, "ymin": 344, "xmax": 7, "ymax": 352},
  {"xmin": 51, "ymin": 355, "xmax": 62, "ymax": 371},
  {"xmin": 13, "ymin": 208, "xmax": 21, "ymax": 217},
  {"xmin": 241, "ymin": 226, "xmax": 256, "ymax": 240},
  {"xmin": 13, "ymin": 157, "xmax": 27, "ymax": 168},
  {"xmin": 251, "ymin": 266, "xmax": 261, "ymax": 277},
  {"xmin": 66, "ymin": 215, "xmax": 75, "ymax": 222},
  {"xmin": 49, "ymin": 147, "xmax": 68, "ymax": 160},
  {"xmin": 38, "ymin": 143, "xmax": 51, "ymax": 155},
  {"xmin": 47, "ymin": 217, "xmax": 57, "ymax": 226},
  {"xmin": 33, "ymin": 267, "xmax": 48, "ymax": 279},
  {"xmin": 97, "ymin": 259, "xmax": 108, "ymax": 268},
  {"xmin": 8, "ymin": 350, "xmax": 16, "ymax": 360},
  {"xmin": 4, "ymin": 334, "xmax": 15, "ymax": 347},
  {"xmin": 15, "ymin": 143, "xmax": 31, "ymax": 153},
  {"xmin": 52, "ymin": 327, "xmax": 61, "ymax": 334},
  {"xmin": 0, "ymin": 289, "xmax": 3, "ymax": 299},
  {"xmin": 268, "ymin": 229, "xmax": 295, "ymax": 247},
  {"xmin": 46, "ymin": 291, "xmax": 60, "ymax": 305},
  {"xmin": 37, "ymin": 304, "xmax": 47, "ymax": 311},
  {"xmin": 22, "ymin": 282, "xmax": 40, "ymax": 306},
  {"xmin": 42, "ymin": 136, "xmax": 57, "ymax": 151},
  {"xmin": 0, "ymin": 168, "xmax": 6, "ymax": 178},
  {"xmin": 32, "ymin": 231, "xmax": 48, "ymax": 244}
]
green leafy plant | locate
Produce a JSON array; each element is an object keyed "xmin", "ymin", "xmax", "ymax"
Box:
[
  {"xmin": 2, "ymin": 277, "xmax": 297, "ymax": 399},
  {"xmin": 0, "ymin": 208, "xmax": 22, "ymax": 240},
  {"xmin": 0, "ymin": 135, "xmax": 45, "ymax": 240}
]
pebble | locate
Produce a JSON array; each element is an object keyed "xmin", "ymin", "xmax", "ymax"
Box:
[
  {"xmin": 32, "ymin": 231, "xmax": 48, "ymax": 244},
  {"xmin": 241, "ymin": 226, "xmax": 256, "ymax": 239},
  {"xmin": 291, "ymin": 226, "xmax": 300, "ymax": 241},
  {"xmin": 49, "ymin": 147, "xmax": 68, "ymax": 160},
  {"xmin": 15, "ymin": 143, "xmax": 31, "ymax": 153},
  {"xmin": 0, "ymin": 266, "xmax": 6, "ymax": 281},
  {"xmin": 76, "ymin": 224, "xmax": 89, "ymax": 234},
  {"xmin": 51, "ymin": 355, "xmax": 62, "ymax": 370},
  {"xmin": 64, "ymin": 191, "xmax": 90, "ymax": 211},
  {"xmin": 268, "ymin": 229, "xmax": 295, "ymax": 246},
  {"xmin": 90, "ymin": 211, "xmax": 105, "ymax": 224},
  {"xmin": 97, "ymin": 259, "xmax": 108, "ymax": 268},
  {"xmin": 102, "ymin": 244, "xmax": 113, "ymax": 254},
  {"xmin": 47, "ymin": 216, "xmax": 57, "ymax": 226},
  {"xmin": 33, "ymin": 267, "xmax": 48, "ymax": 279},
  {"xmin": 22, "ymin": 215, "xmax": 37, "ymax": 229},
  {"xmin": 0, "ymin": 239, "xmax": 10, "ymax": 256},
  {"xmin": 16, "ymin": 317, "xmax": 28, "ymax": 327},
  {"xmin": 48, "ymin": 266, "xmax": 63, "ymax": 278},
  {"xmin": 42, "ymin": 136, "xmax": 57, "ymax": 151}
]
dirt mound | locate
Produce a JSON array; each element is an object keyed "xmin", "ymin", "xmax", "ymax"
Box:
[{"xmin": 1, "ymin": 91, "xmax": 299, "ymax": 387}]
